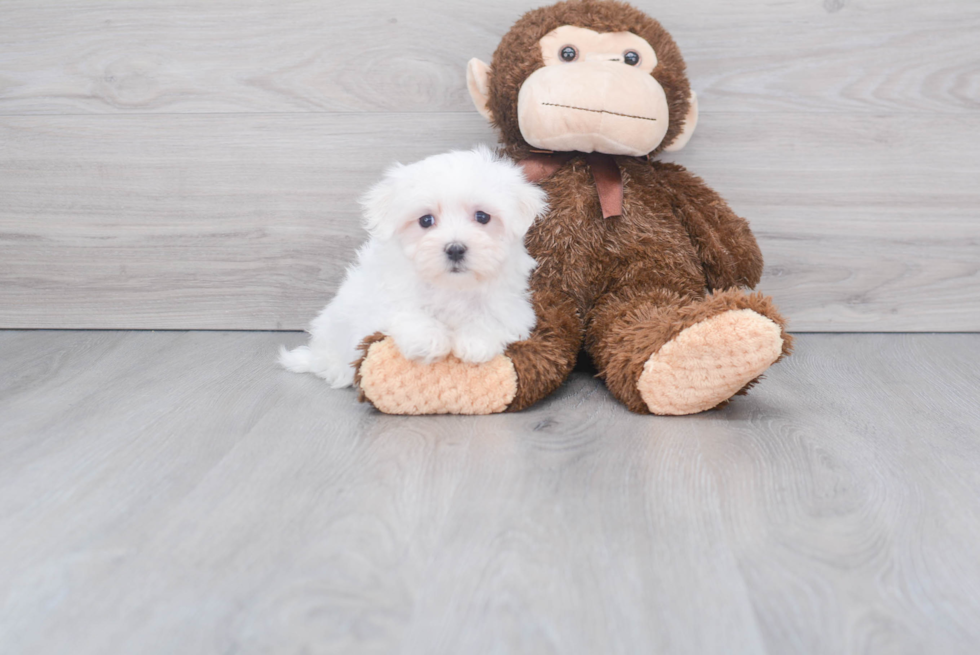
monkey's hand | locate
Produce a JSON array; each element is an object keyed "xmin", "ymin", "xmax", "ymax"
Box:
[{"xmin": 353, "ymin": 334, "xmax": 517, "ymax": 415}]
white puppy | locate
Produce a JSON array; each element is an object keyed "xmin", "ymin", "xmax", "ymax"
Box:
[{"xmin": 279, "ymin": 146, "xmax": 548, "ymax": 388}]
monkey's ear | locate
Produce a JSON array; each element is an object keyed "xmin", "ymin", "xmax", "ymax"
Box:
[
  {"xmin": 467, "ymin": 58, "xmax": 493, "ymax": 121},
  {"xmin": 663, "ymin": 90, "xmax": 699, "ymax": 153}
]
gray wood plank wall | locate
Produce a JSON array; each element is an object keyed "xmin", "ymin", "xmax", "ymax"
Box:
[{"xmin": 1, "ymin": 0, "xmax": 978, "ymax": 330}]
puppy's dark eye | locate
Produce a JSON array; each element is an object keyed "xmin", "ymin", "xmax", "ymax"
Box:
[
  {"xmin": 623, "ymin": 50, "xmax": 640, "ymax": 66},
  {"xmin": 560, "ymin": 46, "xmax": 577, "ymax": 62},
  {"xmin": 475, "ymin": 210, "xmax": 491, "ymax": 225},
  {"xmin": 418, "ymin": 214, "xmax": 435, "ymax": 228}
]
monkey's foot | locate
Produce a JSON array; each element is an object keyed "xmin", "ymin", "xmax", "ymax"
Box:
[
  {"xmin": 637, "ymin": 309, "xmax": 784, "ymax": 416},
  {"xmin": 355, "ymin": 336, "xmax": 516, "ymax": 415}
]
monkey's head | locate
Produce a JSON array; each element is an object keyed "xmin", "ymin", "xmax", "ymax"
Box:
[{"xmin": 467, "ymin": 0, "xmax": 698, "ymax": 159}]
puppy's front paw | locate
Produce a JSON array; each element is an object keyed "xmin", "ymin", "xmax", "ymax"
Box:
[
  {"xmin": 452, "ymin": 333, "xmax": 505, "ymax": 364},
  {"xmin": 389, "ymin": 324, "xmax": 452, "ymax": 364}
]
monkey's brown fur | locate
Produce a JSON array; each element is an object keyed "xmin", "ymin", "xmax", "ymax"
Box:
[
  {"xmin": 357, "ymin": 0, "xmax": 791, "ymax": 415},
  {"xmin": 505, "ymin": 156, "xmax": 791, "ymax": 413}
]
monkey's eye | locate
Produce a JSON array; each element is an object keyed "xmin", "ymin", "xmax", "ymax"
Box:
[
  {"xmin": 559, "ymin": 46, "xmax": 577, "ymax": 62},
  {"xmin": 475, "ymin": 210, "xmax": 491, "ymax": 225},
  {"xmin": 623, "ymin": 50, "xmax": 640, "ymax": 66},
  {"xmin": 418, "ymin": 214, "xmax": 435, "ymax": 228}
]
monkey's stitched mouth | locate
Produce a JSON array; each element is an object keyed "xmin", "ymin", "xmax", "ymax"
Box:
[{"xmin": 542, "ymin": 102, "xmax": 656, "ymax": 121}]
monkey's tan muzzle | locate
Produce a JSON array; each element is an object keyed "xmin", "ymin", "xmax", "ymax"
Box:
[{"xmin": 516, "ymin": 62, "xmax": 670, "ymax": 157}]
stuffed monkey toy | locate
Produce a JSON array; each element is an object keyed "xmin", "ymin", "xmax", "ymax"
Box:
[{"xmin": 355, "ymin": 0, "xmax": 791, "ymax": 415}]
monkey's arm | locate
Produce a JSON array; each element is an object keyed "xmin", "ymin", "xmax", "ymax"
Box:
[{"xmin": 659, "ymin": 164, "xmax": 764, "ymax": 291}]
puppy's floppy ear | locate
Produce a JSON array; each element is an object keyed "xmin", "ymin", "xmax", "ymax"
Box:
[
  {"xmin": 507, "ymin": 176, "xmax": 549, "ymax": 239},
  {"xmin": 359, "ymin": 163, "xmax": 403, "ymax": 240}
]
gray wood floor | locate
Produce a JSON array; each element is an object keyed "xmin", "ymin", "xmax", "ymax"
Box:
[
  {"xmin": 2, "ymin": 330, "xmax": 979, "ymax": 654},
  {"xmin": 2, "ymin": 0, "xmax": 978, "ymax": 331}
]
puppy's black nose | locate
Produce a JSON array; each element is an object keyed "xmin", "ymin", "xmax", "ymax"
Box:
[{"xmin": 445, "ymin": 243, "xmax": 467, "ymax": 263}]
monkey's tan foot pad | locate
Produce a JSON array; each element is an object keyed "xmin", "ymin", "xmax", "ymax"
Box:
[
  {"xmin": 637, "ymin": 309, "xmax": 783, "ymax": 416},
  {"xmin": 357, "ymin": 337, "xmax": 517, "ymax": 415}
]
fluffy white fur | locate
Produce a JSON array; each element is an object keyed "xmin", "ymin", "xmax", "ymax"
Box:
[{"xmin": 279, "ymin": 146, "xmax": 548, "ymax": 388}]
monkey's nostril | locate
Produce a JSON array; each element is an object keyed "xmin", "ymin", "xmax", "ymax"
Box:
[{"xmin": 445, "ymin": 243, "xmax": 467, "ymax": 263}]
